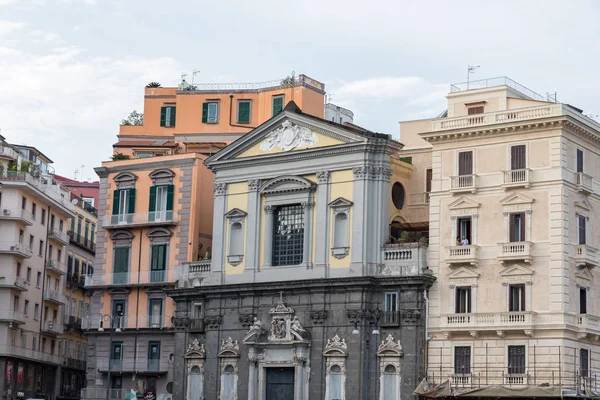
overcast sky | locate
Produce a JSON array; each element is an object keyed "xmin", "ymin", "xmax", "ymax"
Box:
[{"xmin": 1, "ymin": 0, "xmax": 599, "ymax": 180}]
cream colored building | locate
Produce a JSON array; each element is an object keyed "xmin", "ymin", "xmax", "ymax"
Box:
[{"xmin": 400, "ymin": 77, "xmax": 600, "ymax": 397}]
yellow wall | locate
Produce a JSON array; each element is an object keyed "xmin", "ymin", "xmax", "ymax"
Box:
[
  {"xmin": 225, "ymin": 182, "xmax": 248, "ymax": 274},
  {"xmin": 236, "ymin": 131, "xmax": 344, "ymax": 158},
  {"xmin": 328, "ymin": 170, "xmax": 354, "ymax": 268}
]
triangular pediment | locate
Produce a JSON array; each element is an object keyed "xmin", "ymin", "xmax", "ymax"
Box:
[
  {"xmin": 329, "ymin": 197, "xmax": 353, "ymax": 208},
  {"xmin": 206, "ymin": 110, "xmax": 372, "ymax": 165},
  {"xmin": 500, "ymin": 192, "xmax": 534, "ymax": 206},
  {"xmin": 575, "ymin": 199, "xmax": 592, "ymax": 211},
  {"xmin": 448, "ymin": 197, "xmax": 480, "ymax": 210},
  {"xmin": 448, "ymin": 267, "xmax": 480, "ymax": 280},
  {"xmin": 499, "ymin": 264, "xmax": 534, "ymax": 277},
  {"xmin": 224, "ymin": 208, "xmax": 247, "ymax": 218},
  {"xmin": 576, "ymin": 268, "xmax": 593, "ymax": 282}
]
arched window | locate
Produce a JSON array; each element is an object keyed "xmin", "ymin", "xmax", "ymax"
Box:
[
  {"xmin": 392, "ymin": 182, "xmax": 405, "ymax": 210},
  {"xmin": 327, "ymin": 364, "xmax": 343, "ymax": 400},
  {"xmin": 333, "ymin": 213, "xmax": 348, "ymax": 249},
  {"xmin": 221, "ymin": 365, "xmax": 237, "ymax": 400},
  {"xmin": 230, "ymin": 223, "xmax": 243, "ymax": 256},
  {"xmin": 382, "ymin": 364, "xmax": 399, "ymax": 400},
  {"xmin": 329, "ymin": 197, "xmax": 353, "ymax": 260}
]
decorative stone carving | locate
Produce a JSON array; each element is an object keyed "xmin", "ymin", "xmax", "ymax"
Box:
[
  {"xmin": 213, "ymin": 182, "xmax": 227, "ymax": 197},
  {"xmin": 346, "ymin": 310, "xmax": 362, "ymax": 324},
  {"xmin": 324, "ymin": 335, "xmax": 347, "ymax": 356},
  {"xmin": 269, "ymin": 293, "xmax": 295, "ymax": 314},
  {"xmin": 381, "ymin": 167, "xmax": 393, "ymax": 179},
  {"xmin": 316, "ymin": 170, "xmax": 330, "ymax": 184},
  {"xmin": 264, "ymin": 204, "xmax": 275, "ymax": 214},
  {"xmin": 220, "ymin": 337, "xmax": 240, "ymax": 355},
  {"xmin": 309, "ymin": 310, "xmax": 328, "ymax": 324},
  {"xmin": 238, "ymin": 314, "xmax": 256, "ymax": 327},
  {"xmin": 259, "ymin": 121, "xmax": 318, "ymax": 152},
  {"xmin": 267, "ymin": 291, "xmax": 306, "ymax": 342},
  {"xmin": 377, "ymin": 334, "xmax": 403, "ymax": 357},
  {"xmin": 247, "ymin": 179, "xmax": 261, "ymax": 192},
  {"xmin": 368, "ymin": 166, "xmax": 380, "ymax": 180},
  {"xmin": 203, "ymin": 315, "xmax": 222, "ymax": 329},
  {"xmin": 301, "ymin": 200, "xmax": 315, "ymax": 210},
  {"xmin": 186, "ymin": 338, "xmax": 206, "ymax": 357},
  {"xmin": 400, "ymin": 309, "xmax": 422, "ymax": 323},
  {"xmin": 352, "ymin": 166, "xmax": 367, "ymax": 179},
  {"xmin": 243, "ymin": 317, "xmax": 264, "ymax": 343},
  {"xmin": 290, "ymin": 316, "xmax": 306, "ymax": 340},
  {"xmin": 270, "ymin": 318, "xmax": 286, "ymax": 340}
]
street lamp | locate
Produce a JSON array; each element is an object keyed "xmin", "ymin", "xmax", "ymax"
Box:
[{"xmin": 98, "ymin": 313, "xmax": 123, "ymax": 400}]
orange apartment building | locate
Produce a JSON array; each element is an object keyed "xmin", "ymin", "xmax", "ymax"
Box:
[{"xmin": 83, "ymin": 74, "xmax": 326, "ymax": 400}]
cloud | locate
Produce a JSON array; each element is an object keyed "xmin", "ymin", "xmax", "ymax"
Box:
[{"xmin": 0, "ymin": 20, "xmax": 27, "ymax": 34}]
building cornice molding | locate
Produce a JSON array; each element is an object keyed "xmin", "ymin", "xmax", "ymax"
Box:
[{"xmin": 94, "ymin": 157, "xmax": 197, "ymax": 178}]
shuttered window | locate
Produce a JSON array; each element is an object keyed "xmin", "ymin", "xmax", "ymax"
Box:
[
  {"xmin": 150, "ymin": 245, "xmax": 166, "ymax": 282},
  {"xmin": 458, "ymin": 151, "xmax": 473, "ymax": 176},
  {"xmin": 507, "ymin": 346, "xmax": 526, "ymax": 374},
  {"xmin": 578, "ymin": 215, "xmax": 586, "ymax": 245},
  {"xmin": 509, "ymin": 213, "xmax": 525, "ymax": 242},
  {"xmin": 467, "ymin": 106, "xmax": 484, "ymax": 115},
  {"xmin": 511, "ymin": 145, "xmax": 526, "ymax": 170},
  {"xmin": 160, "ymin": 106, "xmax": 176, "ymax": 127},
  {"xmin": 112, "ymin": 189, "xmax": 135, "ymax": 215},
  {"xmin": 272, "ymin": 95, "xmax": 284, "ymax": 116},
  {"xmin": 202, "ymin": 102, "xmax": 219, "ymax": 123},
  {"xmin": 113, "ymin": 247, "xmax": 129, "ymax": 284},
  {"xmin": 581, "ymin": 349, "xmax": 589, "ymax": 377},
  {"xmin": 237, "ymin": 100, "xmax": 251, "ymax": 123},
  {"xmin": 454, "ymin": 346, "xmax": 471, "ymax": 374},
  {"xmin": 577, "ymin": 149, "xmax": 584, "ymax": 173},
  {"xmin": 508, "ymin": 284, "xmax": 526, "ymax": 312},
  {"xmin": 455, "ymin": 287, "xmax": 471, "ymax": 313}
]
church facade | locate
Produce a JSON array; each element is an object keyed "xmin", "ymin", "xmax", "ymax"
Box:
[{"xmin": 168, "ymin": 103, "xmax": 434, "ymax": 400}]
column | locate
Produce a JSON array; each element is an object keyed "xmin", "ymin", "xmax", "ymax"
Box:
[
  {"xmin": 263, "ymin": 205, "xmax": 274, "ymax": 268},
  {"xmin": 314, "ymin": 171, "xmax": 330, "ymax": 272},
  {"xmin": 302, "ymin": 200, "xmax": 314, "ymax": 268},
  {"xmin": 295, "ymin": 363, "xmax": 304, "ymax": 400},
  {"xmin": 503, "ymin": 212, "xmax": 509, "ymax": 242},
  {"xmin": 245, "ymin": 180, "xmax": 261, "ymax": 273},
  {"xmin": 350, "ymin": 166, "xmax": 367, "ymax": 274},
  {"xmin": 379, "ymin": 167, "xmax": 392, "ymax": 265},
  {"xmin": 525, "ymin": 209, "xmax": 532, "ymax": 241},
  {"xmin": 247, "ymin": 360, "xmax": 257, "ymax": 400},
  {"xmin": 449, "ymin": 285, "xmax": 456, "ymax": 314},
  {"xmin": 211, "ymin": 182, "xmax": 227, "ymax": 284},
  {"xmin": 471, "ymin": 285, "xmax": 477, "ymax": 313}
]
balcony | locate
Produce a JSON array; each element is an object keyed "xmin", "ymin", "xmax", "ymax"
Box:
[
  {"xmin": 41, "ymin": 320, "xmax": 64, "ymax": 335},
  {"xmin": 43, "ymin": 289, "xmax": 65, "ymax": 305},
  {"xmin": 575, "ymin": 314, "xmax": 600, "ymax": 335},
  {"xmin": 188, "ymin": 318, "xmax": 205, "ymax": 332},
  {"xmin": 0, "ymin": 276, "xmax": 29, "ymax": 291},
  {"xmin": 175, "ymin": 260, "xmax": 212, "ymax": 288},
  {"xmin": 96, "ymin": 359, "xmax": 169, "ymax": 374},
  {"xmin": 450, "ymin": 175, "xmax": 477, "ymax": 194},
  {"xmin": 408, "ymin": 192, "xmax": 430, "ymax": 206},
  {"xmin": 0, "ymin": 309, "xmax": 26, "ymax": 324},
  {"xmin": 0, "ymin": 242, "xmax": 33, "ymax": 258},
  {"xmin": 0, "ymin": 145, "xmax": 22, "ymax": 160},
  {"xmin": 503, "ymin": 168, "xmax": 530, "ymax": 189},
  {"xmin": 0, "ymin": 344, "xmax": 64, "ymax": 366},
  {"xmin": 441, "ymin": 311, "xmax": 535, "ymax": 334},
  {"xmin": 379, "ymin": 244, "xmax": 428, "ymax": 276},
  {"xmin": 83, "ymin": 315, "xmax": 172, "ymax": 331},
  {"xmin": 0, "ymin": 208, "xmax": 33, "ymax": 225},
  {"xmin": 574, "ymin": 245, "xmax": 598, "ymax": 268},
  {"xmin": 0, "ymin": 172, "xmax": 75, "ymax": 213},
  {"xmin": 498, "ymin": 241, "xmax": 533, "ymax": 263},
  {"xmin": 446, "ymin": 245, "xmax": 479, "ymax": 266},
  {"xmin": 45, "ymin": 259, "xmax": 67, "ymax": 275},
  {"xmin": 101, "ymin": 211, "xmax": 178, "ymax": 229},
  {"xmin": 577, "ymin": 172, "xmax": 593, "ymax": 194},
  {"xmin": 380, "ymin": 311, "xmax": 400, "ymax": 327},
  {"xmin": 65, "ymin": 315, "xmax": 82, "ymax": 330},
  {"xmin": 84, "ymin": 268, "xmax": 177, "ymax": 288},
  {"xmin": 49, "ymin": 229, "xmax": 69, "ymax": 245},
  {"xmin": 68, "ymin": 232, "xmax": 96, "ymax": 253}
]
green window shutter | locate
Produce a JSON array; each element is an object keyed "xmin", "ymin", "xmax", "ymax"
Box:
[
  {"xmin": 202, "ymin": 103, "xmax": 208, "ymax": 123},
  {"xmin": 166, "ymin": 184, "xmax": 174, "ymax": 211},
  {"xmin": 160, "ymin": 107, "xmax": 166, "ymax": 127},
  {"xmin": 127, "ymin": 188, "xmax": 136, "ymax": 214},
  {"xmin": 114, "ymin": 247, "xmax": 129, "ymax": 273},
  {"xmin": 170, "ymin": 107, "xmax": 176, "ymax": 127},
  {"xmin": 151, "ymin": 245, "xmax": 166, "ymax": 271},
  {"xmin": 272, "ymin": 96, "xmax": 283, "ymax": 116},
  {"xmin": 238, "ymin": 102, "xmax": 250, "ymax": 123},
  {"xmin": 112, "ymin": 190, "xmax": 120, "ymax": 214},
  {"xmin": 149, "ymin": 186, "xmax": 157, "ymax": 212}
]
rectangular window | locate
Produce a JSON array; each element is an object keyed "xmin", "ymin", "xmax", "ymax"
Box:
[
  {"xmin": 16, "ymin": 262, "xmax": 21, "ymax": 277},
  {"xmin": 201, "ymin": 102, "xmax": 219, "ymax": 123},
  {"xmin": 29, "ymin": 235, "xmax": 34, "ymax": 250},
  {"xmin": 426, "ymin": 169, "xmax": 433, "ymax": 193},
  {"xmin": 577, "ymin": 149, "xmax": 584, "ymax": 173},
  {"xmin": 272, "ymin": 204, "xmax": 305, "ymax": 266},
  {"xmin": 148, "ymin": 341, "xmax": 161, "ymax": 371},
  {"xmin": 50, "ymin": 214, "xmax": 55, "ymax": 230},
  {"xmin": 467, "ymin": 106, "xmax": 484, "ymax": 115},
  {"xmin": 84, "ymin": 221, "xmax": 89, "ymax": 246},
  {"xmin": 13, "ymin": 296, "xmax": 19, "ymax": 312},
  {"xmin": 580, "ymin": 348, "xmax": 589, "ymax": 377},
  {"xmin": 112, "ymin": 189, "xmax": 135, "ymax": 221},
  {"xmin": 160, "ymin": 106, "xmax": 176, "ymax": 127},
  {"xmin": 507, "ymin": 345, "xmax": 526, "ymax": 374},
  {"xmin": 148, "ymin": 299, "xmax": 163, "ymax": 328},
  {"xmin": 457, "ymin": 217, "xmax": 472, "ymax": 245},
  {"xmin": 455, "ymin": 287, "xmax": 471, "ymax": 313},
  {"xmin": 34, "ymin": 303, "xmax": 39, "ymax": 320},
  {"xmin": 110, "ymin": 341, "xmax": 123, "ymax": 370},
  {"xmin": 39, "ymin": 240, "xmax": 44, "ymax": 257},
  {"xmin": 90, "ymin": 224, "xmax": 96, "ymax": 247},
  {"xmin": 32, "ymin": 203, "xmax": 36, "ymax": 219},
  {"xmin": 458, "ymin": 151, "xmax": 473, "ymax": 176},
  {"xmin": 509, "ymin": 213, "xmax": 525, "ymax": 242},
  {"xmin": 113, "ymin": 247, "xmax": 129, "ymax": 284},
  {"xmin": 272, "ymin": 95, "xmax": 284, "ymax": 116},
  {"xmin": 70, "ymin": 217, "xmax": 75, "ymax": 234},
  {"xmin": 112, "ymin": 300, "xmax": 125, "ymax": 329},
  {"xmin": 237, "ymin": 100, "xmax": 251, "ymax": 123},
  {"xmin": 580, "ymin": 287, "xmax": 587, "ymax": 314},
  {"xmin": 27, "ymin": 267, "xmax": 31, "ymax": 283},
  {"xmin": 36, "ymin": 272, "xmax": 41, "ymax": 287},
  {"xmin": 508, "ymin": 284, "xmax": 526, "ymax": 312},
  {"xmin": 41, "ymin": 209, "xmax": 46, "ymax": 225},
  {"xmin": 24, "ymin": 300, "xmax": 29, "ymax": 316},
  {"xmin": 18, "ymin": 230, "xmax": 23, "ymax": 244},
  {"xmin": 22, "ymin": 196, "xmax": 26, "ymax": 210},
  {"xmin": 149, "ymin": 185, "xmax": 173, "ymax": 221},
  {"xmin": 150, "ymin": 244, "xmax": 167, "ymax": 282},
  {"xmin": 511, "ymin": 145, "xmax": 526, "ymax": 170},
  {"xmin": 454, "ymin": 346, "xmax": 471, "ymax": 374},
  {"xmin": 384, "ymin": 292, "xmax": 398, "ymax": 312},
  {"xmin": 578, "ymin": 215, "xmax": 587, "ymax": 245}
]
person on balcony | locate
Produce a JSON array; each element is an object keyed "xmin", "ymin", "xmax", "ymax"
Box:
[
  {"xmin": 461, "ymin": 236, "xmax": 469, "ymax": 246},
  {"xmin": 456, "ymin": 237, "xmax": 461, "ymax": 246}
]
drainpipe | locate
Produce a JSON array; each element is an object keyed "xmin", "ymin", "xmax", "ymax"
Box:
[
  {"xmin": 133, "ymin": 229, "xmax": 142, "ymax": 374},
  {"xmin": 39, "ymin": 205, "xmax": 51, "ymax": 351},
  {"xmin": 228, "ymin": 94, "xmax": 256, "ymax": 129},
  {"xmin": 424, "ymin": 289, "xmax": 430, "ymax": 380}
]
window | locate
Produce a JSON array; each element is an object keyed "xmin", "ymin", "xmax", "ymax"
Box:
[
  {"xmin": 508, "ymin": 284, "xmax": 526, "ymax": 312},
  {"xmin": 457, "ymin": 217, "xmax": 472, "ymax": 244},
  {"xmin": 202, "ymin": 102, "xmax": 219, "ymax": 124},
  {"xmin": 509, "ymin": 213, "xmax": 525, "ymax": 242},
  {"xmin": 458, "ymin": 151, "xmax": 473, "ymax": 176},
  {"xmin": 50, "ymin": 214, "xmax": 55, "ymax": 230},
  {"xmin": 32, "ymin": 203, "xmax": 37, "ymax": 219},
  {"xmin": 333, "ymin": 213, "xmax": 349, "ymax": 248},
  {"xmin": 148, "ymin": 299, "xmax": 163, "ymax": 328},
  {"xmin": 34, "ymin": 303, "xmax": 39, "ymax": 320},
  {"xmin": 19, "ymin": 230, "xmax": 23, "ymax": 244},
  {"xmin": 578, "ymin": 215, "xmax": 587, "ymax": 245},
  {"xmin": 32, "ymin": 337, "xmax": 36, "ymax": 350},
  {"xmin": 580, "ymin": 287, "xmax": 588, "ymax": 314},
  {"xmin": 580, "ymin": 348, "xmax": 589, "ymax": 377},
  {"xmin": 272, "ymin": 204, "xmax": 304, "ymax": 266},
  {"xmin": 454, "ymin": 346, "xmax": 471, "ymax": 374},
  {"xmin": 26, "ymin": 267, "xmax": 31, "ymax": 283},
  {"xmin": 382, "ymin": 365, "xmax": 399, "ymax": 400},
  {"xmin": 59, "ymin": 220, "xmax": 63, "ymax": 231},
  {"xmin": 113, "ymin": 247, "xmax": 130, "ymax": 284},
  {"xmin": 467, "ymin": 106, "xmax": 484, "ymax": 115},
  {"xmin": 229, "ymin": 222, "xmax": 243, "ymax": 258},
  {"xmin": 137, "ymin": 152, "xmax": 153, "ymax": 159},
  {"xmin": 81, "ymin": 197, "xmax": 94, "ymax": 207},
  {"xmin": 112, "ymin": 188, "xmax": 135, "ymax": 222},
  {"xmin": 90, "ymin": 224, "xmax": 96, "ymax": 247},
  {"xmin": 149, "ymin": 185, "xmax": 174, "ymax": 222},
  {"xmin": 160, "ymin": 105, "xmax": 176, "ymax": 127},
  {"xmin": 41, "ymin": 209, "xmax": 46, "ymax": 225},
  {"xmin": 577, "ymin": 149, "xmax": 584, "ymax": 173},
  {"xmin": 13, "ymin": 296, "xmax": 19, "ymax": 312},
  {"xmin": 150, "ymin": 244, "xmax": 166, "ymax": 282},
  {"xmin": 112, "ymin": 300, "xmax": 125, "ymax": 329},
  {"xmin": 84, "ymin": 221, "xmax": 89, "ymax": 246},
  {"xmin": 426, "ymin": 169, "xmax": 433, "ymax": 193},
  {"xmin": 326, "ymin": 365, "xmax": 344, "ymax": 400},
  {"xmin": 16, "ymin": 262, "xmax": 21, "ymax": 277},
  {"xmin": 507, "ymin": 345, "xmax": 526, "ymax": 374},
  {"xmin": 391, "ymin": 182, "xmax": 405, "ymax": 210},
  {"xmin": 70, "ymin": 217, "xmax": 75, "ymax": 234},
  {"xmin": 455, "ymin": 287, "xmax": 471, "ymax": 313},
  {"xmin": 21, "ymin": 196, "xmax": 26, "ymax": 210},
  {"xmin": 384, "ymin": 292, "xmax": 398, "ymax": 325},
  {"xmin": 272, "ymin": 95, "xmax": 284, "ymax": 116},
  {"xmin": 221, "ymin": 365, "xmax": 237, "ymax": 400},
  {"xmin": 148, "ymin": 341, "xmax": 161, "ymax": 371},
  {"xmin": 110, "ymin": 342, "xmax": 123, "ymax": 369},
  {"xmin": 29, "ymin": 235, "xmax": 34, "ymax": 250},
  {"xmin": 39, "ymin": 240, "xmax": 44, "ymax": 257},
  {"xmin": 510, "ymin": 145, "xmax": 526, "ymax": 170},
  {"xmin": 24, "ymin": 300, "xmax": 29, "ymax": 316},
  {"xmin": 36, "ymin": 272, "xmax": 41, "ymax": 287},
  {"xmin": 57, "ymin": 249, "xmax": 61, "ymax": 262},
  {"xmin": 237, "ymin": 100, "xmax": 251, "ymax": 123}
]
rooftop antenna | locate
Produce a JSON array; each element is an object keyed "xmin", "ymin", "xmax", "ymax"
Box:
[
  {"xmin": 467, "ymin": 65, "xmax": 480, "ymax": 90},
  {"xmin": 546, "ymin": 92, "xmax": 558, "ymax": 103},
  {"xmin": 191, "ymin": 70, "xmax": 201, "ymax": 86},
  {"xmin": 73, "ymin": 168, "xmax": 79, "ymax": 180}
]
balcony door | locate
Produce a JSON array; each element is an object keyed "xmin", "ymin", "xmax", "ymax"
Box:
[
  {"xmin": 149, "ymin": 185, "xmax": 173, "ymax": 222},
  {"xmin": 509, "ymin": 213, "xmax": 525, "ymax": 243},
  {"xmin": 150, "ymin": 245, "xmax": 166, "ymax": 283},
  {"xmin": 148, "ymin": 299, "xmax": 162, "ymax": 328},
  {"xmin": 457, "ymin": 151, "xmax": 473, "ymax": 187},
  {"xmin": 117, "ymin": 190, "xmax": 129, "ymax": 223},
  {"xmin": 110, "ymin": 342, "xmax": 123, "ymax": 370},
  {"xmin": 113, "ymin": 247, "xmax": 129, "ymax": 285},
  {"xmin": 148, "ymin": 341, "xmax": 160, "ymax": 371}
]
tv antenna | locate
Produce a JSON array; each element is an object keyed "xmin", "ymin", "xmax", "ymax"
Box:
[
  {"xmin": 191, "ymin": 70, "xmax": 201, "ymax": 86},
  {"xmin": 467, "ymin": 65, "xmax": 480, "ymax": 89}
]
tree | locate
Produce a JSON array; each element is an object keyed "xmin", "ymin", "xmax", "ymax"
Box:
[
  {"xmin": 111, "ymin": 153, "xmax": 130, "ymax": 161},
  {"xmin": 121, "ymin": 110, "xmax": 143, "ymax": 126},
  {"xmin": 146, "ymin": 82, "xmax": 161, "ymax": 88}
]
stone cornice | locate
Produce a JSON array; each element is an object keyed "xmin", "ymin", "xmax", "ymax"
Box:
[{"xmin": 95, "ymin": 157, "xmax": 197, "ymax": 178}]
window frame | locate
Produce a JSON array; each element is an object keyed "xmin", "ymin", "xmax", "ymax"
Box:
[
  {"xmin": 509, "ymin": 212, "xmax": 526, "ymax": 243},
  {"xmin": 508, "ymin": 284, "xmax": 526, "ymax": 312},
  {"xmin": 455, "ymin": 286, "xmax": 472, "ymax": 314},
  {"xmin": 580, "ymin": 286, "xmax": 588, "ymax": 314},
  {"xmin": 272, "ymin": 95, "xmax": 284, "ymax": 116},
  {"xmin": 457, "ymin": 217, "xmax": 472, "ymax": 245},
  {"xmin": 576, "ymin": 148, "xmax": 584, "ymax": 173},
  {"xmin": 509, "ymin": 144, "xmax": 527, "ymax": 171},
  {"xmin": 580, "ymin": 348, "xmax": 590, "ymax": 377},
  {"xmin": 506, "ymin": 345, "xmax": 526, "ymax": 375},
  {"xmin": 577, "ymin": 214, "xmax": 587, "ymax": 245},
  {"xmin": 204, "ymin": 101, "xmax": 219, "ymax": 124},
  {"xmin": 272, "ymin": 204, "xmax": 305, "ymax": 267},
  {"xmin": 236, "ymin": 100, "xmax": 252, "ymax": 124},
  {"xmin": 453, "ymin": 345, "xmax": 472, "ymax": 375}
]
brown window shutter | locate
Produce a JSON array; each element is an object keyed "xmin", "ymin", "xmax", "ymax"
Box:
[
  {"xmin": 426, "ymin": 169, "xmax": 432, "ymax": 193},
  {"xmin": 511, "ymin": 145, "xmax": 526, "ymax": 170},
  {"xmin": 458, "ymin": 152, "xmax": 473, "ymax": 175},
  {"xmin": 509, "ymin": 214, "xmax": 515, "ymax": 242},
  {"xmin": 520, "ymin": 213, "xmax": 525, "ymax": 242}
]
